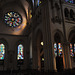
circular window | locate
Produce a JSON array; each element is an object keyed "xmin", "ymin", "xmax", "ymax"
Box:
[{"xmin": 4, "ymin": 11, "xmax": 22, "ymax": 27}]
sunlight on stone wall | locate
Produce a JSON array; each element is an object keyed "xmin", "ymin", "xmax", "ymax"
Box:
[{"xmin": 12, "ymin": 15, "xmax": 27, "ymax": 35}]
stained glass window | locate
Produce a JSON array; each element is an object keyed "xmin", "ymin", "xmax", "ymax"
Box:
[
  {"xmin": 32, "ymin": 0, "xmax": 34, "ymax": 6},
  {"xmin": 37, "ymin": 0, "xmax": 42, "ymax": 6},
  {"xmin": 4, "ymin": 11, "xmax": 22, "ymax": 27},
  {"xmin": 70, "ymin": 43, "xmax": 73, "ymax": 56},
  {"xmin": 54, "ymin": 43, "xmax": 57, "ymax": 57},
  {"xmin": 58, "ymin": 43, "xmax": 63, "ymax": 57},
  {"xmin": 65, "ymin": 0, "xmax": 74, "ymax": 3},
  {"xmin": 0, "ymin": 44, "xmax": 5, "ymax": 60},
  {"xmin": 17, "ymin": 44, "xmax": 24, "ymax": 60},
  {"xmin": 54, "ymin": 43, "xmax": 63, "ymax": 57},
  {"xmin": 37, "ymin": 0, "xmax": 40, "ymax": 6},
  {"xmin": 70, "ymin": 43, "xmax": 75, "ymax": 57}
]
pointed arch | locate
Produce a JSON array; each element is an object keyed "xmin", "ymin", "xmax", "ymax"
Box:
[
  {"xmin": 0, "ymin": 38, "xmax": 8, "ymax": 69},
  {"xmin": 53, "ymin": 29, "xmax": 64, "ymax": 43},
  {"xmin": 16, "ymin": 40, "xmax": 25, "ymax": 60},
  {"xmin": 35, "ymin": 29, "xmax": 44, "ymax": 70},
  {"xmin": 68, "ymin": 27, "xmax": 75, "ymax": 42},
  {"xmin": 64, "ymin": 8, "xmax": 69, "ymax": 18},
  {"xmin": 68, "ymin": 28, "xmax": 75, "ymax": 68},
  {"xmin": 53, "ymin": 30, "xmax": 64, "ymax": 71},
  {"xmin": 17, "ymin": 44, "xmax": 24, "ymax": 60}
]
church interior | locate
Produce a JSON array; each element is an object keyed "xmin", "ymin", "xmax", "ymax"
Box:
[{"xmin": 0, "ymin": 0, "xmax": 75, "ymax": 75}]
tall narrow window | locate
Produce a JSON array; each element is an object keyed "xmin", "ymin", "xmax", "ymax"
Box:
[
  {"xmin": 64, "ymin": 8, "xmax": 69, "ymax": 18},
  {"xmin": 58, "ymin": 43, "xmax": 63, "ymax": 57},
  {"xmin": 70, "ymin": 43, "xmax": 73, "ymax": 56},
  {"xmin": 70, "ymin": 9, "xmax": 74, "ymax": 21},
  {"xmin": 17, "ymin": 44, "xmax": 24, "ymax": 60},
  {"xmin": 54, "ymin": 43, "xmax": 63, "ymax": 57},
  {"xmin": 54, "ymin": 43, "xmax": 57, "ymax": 57},
  {"xmin": 70, "ymin": 43, "xmax": 75, "ymax": 57},
  {"xmin": 0, "ymin": 44, "xmax": 5, "ymax": 60}
]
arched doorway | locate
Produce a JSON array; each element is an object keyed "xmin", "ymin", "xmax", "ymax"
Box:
[
  {"xmin": 69, "ymin": 30, "xmax": 75, "ymax": 68},
  {"xmin": 54, "ymin": 32, "xmax": 64, "ymax": 71},
  {"xmin": 36, "ymin": 30, "xmax": 44, "ymax": 71}
]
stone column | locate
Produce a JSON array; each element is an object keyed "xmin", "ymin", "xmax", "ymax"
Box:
[
  {"xmin": 62, "ymin": 42, "xmax": 72, "ymax": 69},
  {"xmin": 32, "ymin": 31, "xmax": 38, "ymax": 70},
  {"xmin": 42, "ymin": 0, "xmax": 57, "ymax": 71}
]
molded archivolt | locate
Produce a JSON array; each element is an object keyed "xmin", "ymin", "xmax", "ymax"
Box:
[
  {"xmin": 0, "ymin": 38, "xmax": 8, "ymax": 49},
  {"xmin": 53, "ymin": 29, "xmax": 64, "ymax": 43},
  {"xmin": 68, "ymin": 28, "xmax": 75, "ymax": 42},
  {"xmin": 16, "ymin": 40, "xmax": 25, "ymax": 46}
]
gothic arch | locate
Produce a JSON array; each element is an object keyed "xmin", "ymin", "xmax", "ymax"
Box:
[
  {"xmin": 68, "ymin": 28, "xmax": 75, "ymax": 68},
  {"xmin": 53, "ymin": 30, "xmax": 65, "ymax": 71},
  {"xmin": 64, "ymin": 8, "xmax": 69, "ymax": 18},
  {"xmin": 14, "ymin": 39, "xmax": 25, "ymax": 70},
  {"xmin": 68, "ymin": 27, "xmax": 75, "ymax": 42},
  {"xmin": 70, "ymin": 9, "xmax": 75, "ymax": 21},
  {"xmin": 36, "ymin": 29, "xmax": 43, "ymax": 43},
  {"xmin": 15, "ymin": 39, "xmax": 25, "ymax": 59},
  {"xmin": 0, "ymin": 38, "xmax": 8, "ymax": 49},
  {"xmin": 34, "ymin": 29, "xmax": 44, "ymax": 71},
  {"xmin": 53, "ymin": 29, "xmax": 64, "ymax": 43},
  {"xmin": 0, "ymin": 38, "xmax": 8, "ymax": 70}
]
